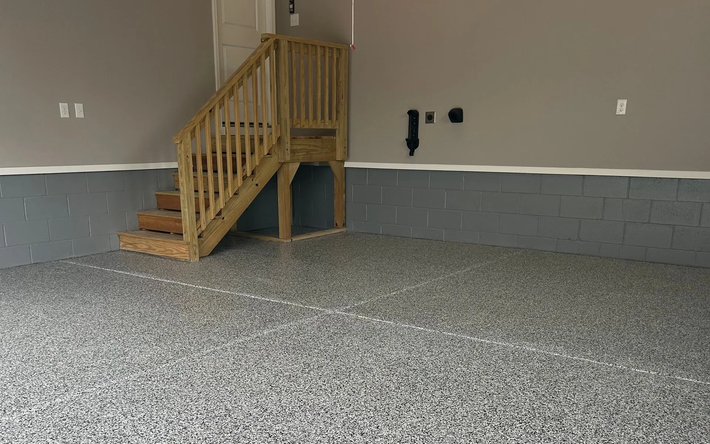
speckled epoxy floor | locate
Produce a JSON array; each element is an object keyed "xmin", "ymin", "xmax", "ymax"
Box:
[{"xmin": 1, "ymin": 233, "xmax": 709, "ymax": 442}]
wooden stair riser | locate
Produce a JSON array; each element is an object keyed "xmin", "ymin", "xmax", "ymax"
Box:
[
  {"xmin": 173, "ymin": 172, "xmax": 233, "ymax": 192},
  {"xmin": 192, "ymin": 153, "xmax": 239, "ymax": 173},
  {"xmin": 192, "ymin": 148, "xmax": 266, "ymax": 173},
  {"xmin": 212, "ymin": 135, "xmax": 266, "ymax": 146},
  {"xmin": 118, "ymin": 231, "xmax": 190, "ymax": 260},
  {"xmin": 138, "ymin": 211, "xmax": 198, "ymax": 235},
  {"xmin": 156, "ymin": 192, "xmax": 211, "ymax": 212}
]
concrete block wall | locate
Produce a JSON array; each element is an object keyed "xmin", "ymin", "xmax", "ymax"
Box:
[
  {"xmin": 293, "ymin": 165, "xmax": 335, "ymax": 229},
  {"xmin": 0, "ymin": 169, "xmax": 175, "ymax": 269},
  {"xmin": 238, "ymin": 165, "xmax": 334, "ymax": 232},
  {"xmin": 346, "ymin": 168, "xmax": 710, "ymax": 268}
]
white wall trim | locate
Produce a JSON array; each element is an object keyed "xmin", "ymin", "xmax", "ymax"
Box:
[
  {"xmin": 0, "ymin": 162, "xmax": 178, "ymax": 176},
  {"xmin": 344, "ymin": 162, "xmax": 710, "ymax": 180}
]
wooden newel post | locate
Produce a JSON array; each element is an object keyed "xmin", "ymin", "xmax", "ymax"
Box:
[
  {"xmin": 177, "ymin": 135, "xmax": 199, "ymax": 261},
  {"xmin": 329, "ymin": 161, "xmax": 346, "ymax": 229},
  {"xmin": 276, "ymin": 39, "xmax": 292, "ymax": 162},
  {"xmin": 336, "ymin": 48, "xmax": 349, "ymax": 161}
]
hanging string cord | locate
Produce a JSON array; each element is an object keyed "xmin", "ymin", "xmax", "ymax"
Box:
[{"xmin": 350, "ymin": 0, "xmax": 355, "ymax": 50}]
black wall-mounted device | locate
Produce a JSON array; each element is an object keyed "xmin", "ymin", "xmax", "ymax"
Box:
[
  {"xmin": 289, "ymin": 0, "xmax": 295, "ymax": 14},
  {"xmin": 406, "ymin": 110, "xmax": 420, "ymax": 156},
  {"xmin": 448, "ymin": 108, "xmax": 464, "ymax": 123}
]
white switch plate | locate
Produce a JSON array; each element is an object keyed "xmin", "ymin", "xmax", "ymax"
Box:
[
  {"xmin": 59, "ymin": 103, "xmax": 70, "ymax": 118},
  {"xmin": 616, "ymin": 99, "xmax": 628, "ymax": 115},
  {"xmin": 74, "ymin": 103, "xmax": 84, "ymax": 118},
  {"xmin": 290, "ymin": 13, "xmax": 299, "ymax": 27}
]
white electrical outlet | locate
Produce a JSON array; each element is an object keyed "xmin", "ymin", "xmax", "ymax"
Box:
[
  {"xmin": 59, "ymin": 103, "xmax": 70, "ymax": 118},
  {"xmin": 74, "ymin": 103, "xmax": 84, "ymax": 118},
  {"xmin": 616, "ymin": 99, "xmax": 628, "ymax": 115},
  {"xmin": 290, "ymin": 13, "xmax": 300, "ymax": 27}
]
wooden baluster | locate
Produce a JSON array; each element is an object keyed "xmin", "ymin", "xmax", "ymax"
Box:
[
  {"xmin": 290, "ymin": 42, "xmax": 297, "ymax": 126},
  {"xmin": 270, "ymin": 44, "xmax": 277, "ymax": 147},
  {"xmin": 324, "ymin": 46, "xmax": 330, "ymax": 127},
  {"xmin": 224, "ymin": 92, "xmax": 233, "ymax": 197},
  {"xmin": 308, "ymin": 45, "xmax": 314, "ymax": 127},
  {"xmin": 243, "ymin": 75, "xmax": 253, "ymax": 176},
  {"xmin": 260, "ymin": 51, "xmax": 269, "ymax": 156},
  {"xmin": 332, "ymin": 46, "xmax": 337, "ymax": 127},
  {"xmin": 337, "ymin": 48, "xmax": 349, "ymax": 160},
  {"xmin": 215, "ymin": 101, "xmax": 225, "ymax": 209},
  {"xmin": 204, "ymin": 113, "xmax": 216, "ymax": 219},
  {"xmin": 300, "ymin": 43, "xmax": 306, "ymax": 128},
  {"xmin": 316, "ymin": 46, "xmax": 322, "ymax": 127},
  {"xmin": 195, "ymin": 123, "xmax": 206, "ymax": 230},
  {"xmin": 252, "ymin": 64, "xmax": 260, "ymax": 165},
  {"xmin": 233, "ymin": 82, "xmax": 243, "ymax": 189}
]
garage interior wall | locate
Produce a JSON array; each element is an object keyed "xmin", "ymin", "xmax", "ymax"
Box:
[
  {"xmin": 0, "ymin": 0, "xmax": 215, "ymax": 169},
  {"xmin": 276, "ymin": 0, "xmax": 710, "ymax": 268},
  {"xmin": 277, "ymin": 0, "xmax": 710, "ymax": 173},
  {"xmin": 0, "ymin": 0, "xmax": 215, "ymax": 267}
]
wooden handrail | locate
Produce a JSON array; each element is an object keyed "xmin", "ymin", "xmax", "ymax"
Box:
[
  {"xmin": 260, "ymin": 33, "xmax": 350, "ymax": 50},
  {"xmin": 173, "ymin": 37, "xmax": 275, "ymax": 143}
]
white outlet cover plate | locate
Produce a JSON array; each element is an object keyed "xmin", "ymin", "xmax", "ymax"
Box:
[
  {"xmin": 290, "ymin": 13, "xmax": 299, "ymax": 26},
  {"xmin": 616, "ymin": 99, "xmax": 628, "ymax": 115},
  {"xmin": 59, "ymin": 103, "xmax": 70, "ymax": 118},
  {"xmin": 74, "ymin": 103, "xmax": 84, "ymax": 118}
]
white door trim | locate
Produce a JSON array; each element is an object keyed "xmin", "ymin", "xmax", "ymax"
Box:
[
  {"xmin": 212, "ymin": 0, "xmax": 276, "ymax": 90},
  {"xmin": 264, "ymin": 0, "xmax": 276, "ymax": 33}
]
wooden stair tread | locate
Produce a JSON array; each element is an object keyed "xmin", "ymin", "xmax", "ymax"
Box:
[
  {"xmin": 118, "ymin": 230, "xmax": 186, "ymax": 242},
  {"xmin": 291, "ymin": 135, "xmax": 336, "ymax": 140},
  {"xmin": 154, "ymin": 190, "xmax": 182, "ymax": 196},
  {"xmin": 137, "ymin": 209, "xmax": 198, "ymax": 220},
  {"xmin": 155, "ymin": 190, "xmax": 210, "ymax": 197},
  {"xmin": 155, "ymin": 190, "xmax": 213, "ymax": 212}
]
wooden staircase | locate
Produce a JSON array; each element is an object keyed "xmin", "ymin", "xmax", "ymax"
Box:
[{"xmin": 118, "ymin": 34, "xmax": 349, "ymax": 261}]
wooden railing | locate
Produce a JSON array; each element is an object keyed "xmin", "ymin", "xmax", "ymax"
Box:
[
  {"xmin": 274, "ymin": 34, "xmax": 349, "ymax": 129},
  {"xmin": 172, "ymin": 34, "xmax": 349, "ymax": 260}
]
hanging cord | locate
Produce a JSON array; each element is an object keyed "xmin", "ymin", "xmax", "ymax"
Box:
[{"xmin": 350, "ymin": 0, "xmax": 355, "ymax": 50}]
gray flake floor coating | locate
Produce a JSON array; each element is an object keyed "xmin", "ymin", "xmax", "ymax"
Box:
[{"xmin": 0, "ymin": 233, "xmax": 708, "ymax": 442}]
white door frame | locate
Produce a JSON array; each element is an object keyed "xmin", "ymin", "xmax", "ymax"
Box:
[{"xmin": 212, "ymin": 0, "xmax": 276, "ymax": 90}]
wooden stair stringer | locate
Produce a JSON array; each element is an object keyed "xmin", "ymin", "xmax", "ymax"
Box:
[{"xmin": 198, "ymin": 154, "xmax": 281, "ymax": 257}]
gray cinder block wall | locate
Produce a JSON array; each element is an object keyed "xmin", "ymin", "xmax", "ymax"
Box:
[
  {"xmin": 238, "ymin": 165, "xmax": 334, "ymax": 232},
  {"xmin": 0, "ymin": 165, "xmax": 335, "ymax": 269},
  {"xmin": 346, "ymin": 168, "xmax": 710, "ymax": 268},
  {"xmin": 0, "ymin": 169, "xmax": 175, "ymax": 269}
]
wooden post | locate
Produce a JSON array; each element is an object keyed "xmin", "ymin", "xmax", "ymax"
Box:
[
  {"xmin": 177, "ymin": 135, "xmax": 199, "ymax": 261},
  {"xmin": 277, "ymin": 40, "xmax": 292, "ymax": 162},
  {"xmin": 277, "ymin": 163, "xmax": 294, "ymax": 240},
  {"xmin": 329, "ymin": 161, "xmax": 345, "ymax": 229},
  {"xmin": 336, "ymin": 49, "xmax": 349, "ymax": 160}
]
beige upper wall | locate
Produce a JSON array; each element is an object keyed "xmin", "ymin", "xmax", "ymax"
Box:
[
  {"xmin": 0, "ymin": 0, "xmax": 215, "ymax": 169},
  {"xmin": 277, "ymin": 0, "xmax": 710, "ymax": 172}
]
